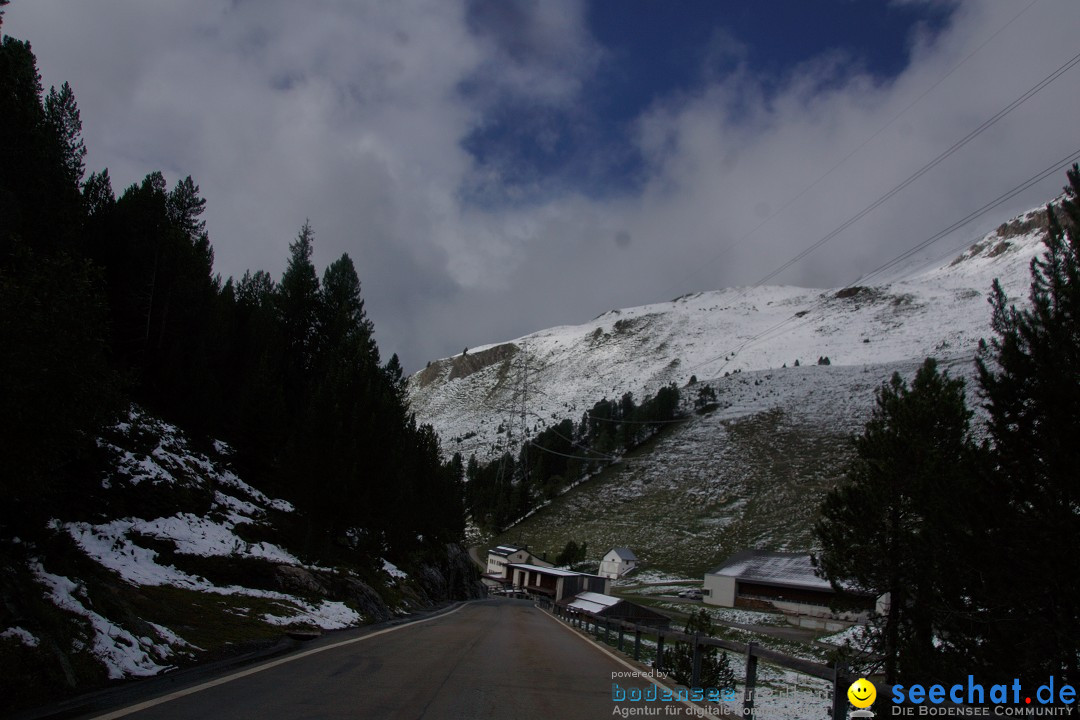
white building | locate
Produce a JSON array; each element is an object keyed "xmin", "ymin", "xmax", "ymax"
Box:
[
  {"xmin": 599, "ymin": 547, "xmax": 638, "ymax": 579},
  {"xmin": 507, "ymin": 563, "xmax": 609, "ymax": 601},
  {"xmin": 483, "ymin": 545, "xmax": 552, "ymax": 591}
]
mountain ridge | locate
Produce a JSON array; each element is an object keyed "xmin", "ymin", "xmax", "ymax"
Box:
[{"xmin": 408, "ymin": 202, "xmax": 1054, "ymax": 464}]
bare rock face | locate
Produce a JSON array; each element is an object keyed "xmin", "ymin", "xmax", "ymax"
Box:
[
  {"xmin": 424, "ymin": 544, "xmax": 487, "ymax": 600},
  {"xmin": 274, "ymin": 565, "xmax": 330, "ymax": 596},
  {"xmin": 272, "ymin": 548, "xmax": 481, "ymax": 624},
  {"xmin": 330, "ymin": 575, "xmax": 393, "ymax": 623},
  {"xmin": 414, "ymin": 343, "xmax": 520, "ymax": 387},
  {"xmin": 272, "ymin": 565, "xmax": 391, "ymax": 622}
]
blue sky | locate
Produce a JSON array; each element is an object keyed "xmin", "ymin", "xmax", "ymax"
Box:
[
  {"xmin": 6, "ymin": 0, "xmax": 1080, "ymax": 371},
  {"xmin": 463, "ymin": 1, "xmax": 956, "ymax": 204}
]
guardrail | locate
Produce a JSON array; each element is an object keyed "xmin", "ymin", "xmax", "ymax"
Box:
[{"xmin": 537, "ymin": 598, "xmax": 853, "ymax": 720}]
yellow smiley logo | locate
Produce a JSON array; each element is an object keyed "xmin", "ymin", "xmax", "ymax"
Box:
[{"xmin": 848, "ymin": 677, "xmax": 877, "ymax": 708}]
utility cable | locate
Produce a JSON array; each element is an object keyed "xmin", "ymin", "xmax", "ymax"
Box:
[
  {"xmin": 752, "ymin": 46, "xmax": 1080, "ymax": 288},
  {"xmin": 679, "ymin": 0, "xmax": 1041, "ymax": 290}
]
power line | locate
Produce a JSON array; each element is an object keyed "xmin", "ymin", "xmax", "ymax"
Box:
[
  {"xmin": 752, "ymin": 46, "xmax": 1080, "ymax": 288},
  {"xmin": 582, "ymin": 413, "xmax": 689, "ymax": 426},
  {"xmin": 685, "ymin": 146, "xmax": 1080, "ymax": 378},
  {"xmin": 527, "ymin": 441, "xmax": 618, "ymax": 463},
  {"xmin": 679, "ymin": 0, "xmax": 1040, "ymax": 291},
  {"xmin": 524, "ymin": 410, "xmax": 620, "ymax": 459},
  {"xmin": 855, "ymin": 150, "xmax": 1080, "ymax": 286},
  {"xmin": 584, "ymin": 29, "xmax": 1073, "ymax": 393}
]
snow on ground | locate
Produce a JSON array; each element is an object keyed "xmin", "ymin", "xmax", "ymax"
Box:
[
  {"xmin": 0, "ymin": 626, "xmax": 40, "ymax": 648},
  {"xmin": 34, "ymin": 564, "xmax": 175, "ymax": 679},
  {"xmin": 819, "ymin": 623, "xmax": 870, "ymax": 648},
  {"xmin": 612, "ymin": 631, "xmax": 835, "ymax": 719},
  {"xmin": 409, "ymin": 212, "xmax": 1046, "ymax": 464},
  {"xmin": 37, "ymin": 407, "xmax": 367, "ymax": 681},
  {"xmin": 382, "ymin": 559, "xmax": 408, "ymax": 579},
  {"xmin": 627, "ymin": 584, "xmax": 700, "ymax": 597},
  {"xmin": 262, "ymin": 600, "xmax": 361, "ymax": 629},
  {"xmin": 60, "ymin": 515, "xmax": 362, "ymax": 632},
  {"xmin": 614, "ymin": 570, "xmax": 699, "ymax": 586}
]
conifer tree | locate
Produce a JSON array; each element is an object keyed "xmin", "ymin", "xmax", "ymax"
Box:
[
  {"xmin": 815, "ymin": 358, "xmax": 978, "ymax": 683},
  {"xmin": 44, "ymin": 81, "xmax": 86, "ymax": 188},
  {"xmin": 82, "ymin": 168, "xmax": 115, "ymax": 218},
  {"xmin": 320, "ymin": 253, "xmax": 374, "ymax": 358},
  {"xmin": 166, "ymin": 175, "xmax": 207, "ymax": 242},
  {"xmin": 278, "ymin": 220, "xmax": 321, "ymax": 375},
  {"xmin": 663, "ymin": 609, "xmax": 735, "ymax": 691},
  {"xmin": 975, "ymin": 166, "xmax": 1080, "ymax": 685}
]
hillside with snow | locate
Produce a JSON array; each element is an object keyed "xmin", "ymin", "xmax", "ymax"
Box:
[
  {"xmin": 409, "ymin": 204, "xmax": 1050, "ymax": 463},
  {"xmin": 1, "ymin": 406, "xmax": 480, "ymax": 710},
  {"xmin": 407, "ymin": 202, "xmax": 1054, "ymax": 575}
]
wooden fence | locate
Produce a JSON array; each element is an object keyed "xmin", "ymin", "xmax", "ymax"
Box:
[{"xmin": 538, "ymin": 599, "xmax": 854, "ymax": 720}]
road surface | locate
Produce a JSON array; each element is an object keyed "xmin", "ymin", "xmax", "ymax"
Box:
[{"xmin": 88, "ymin": 599, "xmax": 700, "ymax": 720}]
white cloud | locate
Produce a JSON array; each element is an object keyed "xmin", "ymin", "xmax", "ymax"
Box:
[{"xmin": 6, "ymin": 0, "xmax": 1080, "ymax": 371}]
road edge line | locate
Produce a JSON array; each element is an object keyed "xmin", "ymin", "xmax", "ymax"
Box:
[
  {"xmin": 89, "ymin": 601, "xmax": 475, "ymax": 719},
  {"xmin": 538, "ymin": 606, "xmax": 723, "ymax": 718}
]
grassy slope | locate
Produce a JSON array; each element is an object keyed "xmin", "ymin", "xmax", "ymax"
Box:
[{"xmin": 489, "ymin": 360, "xmax": 956, "ymax": 578}]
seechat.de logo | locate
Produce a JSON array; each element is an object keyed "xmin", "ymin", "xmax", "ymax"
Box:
[{"xmin": 848, "ymin": 677, "xmax": 877, "ymax": 716}]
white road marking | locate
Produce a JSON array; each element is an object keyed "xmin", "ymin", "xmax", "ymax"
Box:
[
  {"xmin": 90, "ymin": 602, "xmax": 474, "ymax": 719},
  {"xmin": 540, "ymin": 607, "xmax": 724, "ymax": 717}
]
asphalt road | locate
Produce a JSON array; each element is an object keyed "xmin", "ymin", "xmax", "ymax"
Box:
[{"xmin": 87, "ymin": 599, "xmax": 694, "ymax": 720}]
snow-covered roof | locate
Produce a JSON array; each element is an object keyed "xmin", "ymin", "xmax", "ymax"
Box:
[
  {"xmin": 489, "ymin": 545, "xmax": 526, "ymax": 557},
  {"xmin": 707, "ymin": 550, "xmax": 832, "ymax": 591},
  {"xmin": 607, "ymin": 547, "xmax": 637, "ymax": 561},
  {"xmin": 565, "ymin": 592, "xmax": 622, "ymax": 614},
  {"xmin": 575, "ymin": 591, "xmax": 620, "ymax": 607},
  {"xmin": 508, "ymin": 563, "xmax": 590, "ymax": 578}
]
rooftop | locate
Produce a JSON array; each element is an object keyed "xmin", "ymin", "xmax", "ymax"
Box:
[
  {"xmin": 489, "ymin": 545, "xmax": 526, "ymax": 557},
  {"xmin": 508, "ymin": 563, "xmax": 599, "ymax": 578},
  {"xmin": 607, "ymin": 547, "xmax": 637, "ymax": 561},
  {"xmin": 574, "ymin": 591, "xmax": 620, "ymax": 607},
  {"xmin": 707, "ymin": 550, "xmax": 832, "ymax": 591},
  {"xmin": 565, "ymin": 593, "xmax": 621, "ymax": 614}
]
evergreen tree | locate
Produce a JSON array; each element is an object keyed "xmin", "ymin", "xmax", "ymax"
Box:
[
  {"xmin": 0, "ymin": 35, "xmax": 82, "ymax": 251},
  {"xmin": 555, "ymin": 540, "xmax": 580, "ymax": 567},
  {"xmin": 166, "ymin": 175, "xmax": 207, "ymax": 242},
  {"xmin": 695, "ymin": 384, "xmax": 717, "ymax": 412},
  {"xmin": 82, "ymin": 168, "xmax": 115, "ymax": 218},
  {"xmin": 663, "ymin": 609, "xmax": 735, "ymax": 691},
  {"xmin": 0, "ymin": 247, "xmax": 120, "ymax": 531},
  {"xmin": 815, "ymin": 358, "xmax": 979, "ymax": 684},
  {"xmin": 228, "ymin": 269, "xmax": 287, "ymax": 464},
  {"xmin": 278, "ymin": 220, "xmax": 321, "ymax": 376},
  {"xmin": 975, "ymin": 167, "xmax": 1080, "ymax": 685},
  {"xmin": 43, "ymin": 81, "xmax": 86, "ymax": 189},
  {"xmin": 0, "ymin": 37, "xmax": 120, "ymax": 530},
  {"xmin": 320, "ymin": 253, "xmax": 375, "ymax": 359}
]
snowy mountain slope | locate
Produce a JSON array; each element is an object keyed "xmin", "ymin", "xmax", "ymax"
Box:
[
  {"xmin": 1, "ymin": 407, "xmax": 409, "ymax": 691},
  {"xmin": 484, "ymin": 356, "xmax": 977, "ymax": 577},
  {"xmin": 408, "ymin": 203, "xmax": 1051, "ymax": 463}
]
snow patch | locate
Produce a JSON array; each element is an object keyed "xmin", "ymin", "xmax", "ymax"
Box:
[
  {"xmin": 382, "ymin": 560, "xmax": 408, "ymax": 579},
  {"xmin": 34, "ymin": 565, "xmax": 172, "ymax": 679},
  {"xmin": 0, "ymin": 626, "xmax": 40, "ymax": 648}
]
